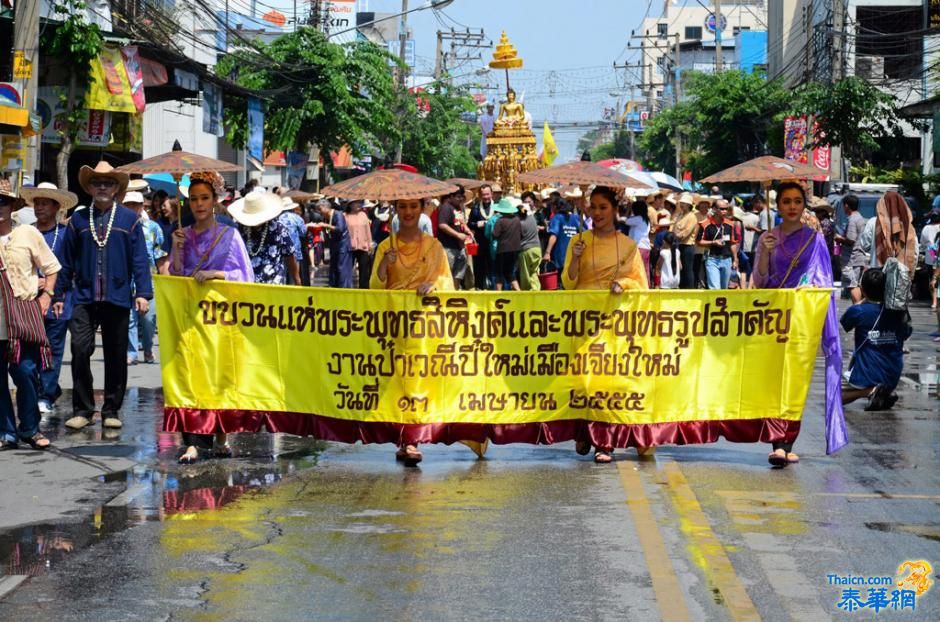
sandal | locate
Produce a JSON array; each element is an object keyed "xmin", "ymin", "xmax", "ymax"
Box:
[
  {"xmin": 178, "ymin": 447, "xmax": 199, "ymax": 464},
  {"xmin": 768, "ymin": 449, "xmax": 788, "ymax": 468},
  {"xmin": 594, "ymin": 450, "xmax": 613, "ymax": 464},
  {"xmin": 786, "ymin": 452, "xmax": 800, "ymax": 464},
  {"xmin": 398, "ymin": 444, "xmax": 422, "ymax": 467},
  {"xmin": 21, "ymin": 433, "xmax": 50, "ymax": 450},
  {"xmin": 0, "ymin": 439, "xmax": 18, "ymax": 451}
]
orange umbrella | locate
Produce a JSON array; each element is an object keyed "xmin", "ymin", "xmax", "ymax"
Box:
[
  {"xmin": 700, "ymin": 156, "xmax": 826, "ymax": 183},
  {"xmin": 115, "ymin": 141, "xmax": 242, "ymax": 176},
  {"xmin": 517, "ymin": 161, "xmax": 650, "ymax": 189},
  {"xmin": 320, "ymin": 169, "xmax": 458, "ymax": 201}
]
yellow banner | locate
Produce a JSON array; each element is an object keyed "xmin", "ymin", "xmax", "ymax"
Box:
[
  {"xmin": 156, "ymin": 276, "xmax": 831, "ymax": 444},
  {"xmin": 86, "ymin": 47, "xmax": 138, "ymax": 114}
]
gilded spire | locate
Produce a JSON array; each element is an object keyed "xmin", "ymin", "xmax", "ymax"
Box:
[{"xmin": 489, "ymin": 32, "xmax": 523, "ymax": 69}]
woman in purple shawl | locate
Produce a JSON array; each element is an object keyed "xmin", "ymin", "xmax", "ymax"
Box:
[
  {"xmin": 169, "ymin": 171, "xmax": 254, "ymax": 464},
  {"xmin": 753, "ymin": 182, "xmax": 847, "ymax": 467}
]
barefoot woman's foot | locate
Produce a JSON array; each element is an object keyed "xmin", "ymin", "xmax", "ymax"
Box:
[
  {"xmin": 594, "ymin": 449, "xmax": 613, "ymax": 464},
  {"xmin": 402, "ymin": 444, "xmax": 423, "ymax": 467}
]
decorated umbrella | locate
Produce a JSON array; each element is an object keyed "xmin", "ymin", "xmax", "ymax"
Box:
[
  {"xmin": 596, "ymin": 158, "xmax": 643, "ymax": 172},
  {"xmin": 650, "ymin": 171, "xmax": 683, "ymax": 191},
  {"xmin": 319, "ymin": 168, "xmax": 458, "ymax": 201},
  {"xmin": 283, "ymin": 189, "xmax": 323, "ymax": 202},
  {"xmin": 517, "ymin": 161, "xmax": 650, "ymax": 189},
  {"xmin": 445, "ymin": 177, "xmax": 487, "ymax": 190},
  {"xmin": 700, "ymin": 156, "xmax": 826, "ymax": 183},
  {"xmin": 116, "ymin": 140, "xmax": 242, "ymax": 178},
  {"xmin": 625, "ymin": 171, "xmax": 659, "ymax": 191}
]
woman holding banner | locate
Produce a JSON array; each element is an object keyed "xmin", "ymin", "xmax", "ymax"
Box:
[
  {"xmin": 370, "ymin": 198, "xmax": 455, "ymax": 466},
  {"xmin": 169, "ymin": 171, "xmax": 254, "ymax": 464},
  {"xmin": 753, "ymin": 181, "xmax": 845, "ymax": 468},
  {"xmin": 562, "ymin": 186, "xmax": 649, "ymax": 464}
]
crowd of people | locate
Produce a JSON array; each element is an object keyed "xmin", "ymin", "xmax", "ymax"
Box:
[{"xmin": 0, "ymin": 163, "xmax": 927, "ymax": 471}]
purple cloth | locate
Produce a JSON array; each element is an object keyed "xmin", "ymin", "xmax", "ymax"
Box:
[
  {"xmin": 169, "ymin": 225, "xmax": 254, "ymax": 283},
  {"xmin": 753, "ymin": 226, "xmax": 848, "ymax": 455}
]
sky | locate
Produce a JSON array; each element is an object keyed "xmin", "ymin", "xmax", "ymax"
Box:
[{"xmin": 242, "ymin": 0, "xmax": 667, "ymax": 159}]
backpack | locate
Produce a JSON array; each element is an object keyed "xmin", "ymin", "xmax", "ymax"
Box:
[{"xmin": 883, "ymin": 257, "xmax": 911, "ymax": 311}]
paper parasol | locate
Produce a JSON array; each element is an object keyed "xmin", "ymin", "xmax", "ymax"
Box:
[
  {"xmin": 283, "ymin": 189, "xmax": 323, "ymax": 202},
  {"xmin": 320, "ymin": 169, "xmax": 458, "ymax": 201},
  {"xmin": 700, "ymin": 156, "xmax": 826, "ymax": 183},
  {"xmin": 116, "ymin": 141, "xmax": 242, "ymax": 176},
  {"xmin": 517, "ymin": 161, "xmax": 651, "ymax": 189},
  {"xmin": 445, "ymin": 177, "xmax": 487, "ymax": 190}
]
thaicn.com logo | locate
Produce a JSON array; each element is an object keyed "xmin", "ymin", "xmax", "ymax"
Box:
[{"xmin": 828, "ymin": 560, "xmax": 933, "ymax": 613}]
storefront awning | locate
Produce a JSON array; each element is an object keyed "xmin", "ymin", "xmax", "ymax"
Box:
[{"xmin": 0, "ymin": 105, "xmax": 28, "ymax": 128}]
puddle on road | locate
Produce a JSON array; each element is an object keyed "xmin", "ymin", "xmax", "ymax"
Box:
[{"xmin": 0, "ymin": 387, "xmax": 325, "ymax": 581}]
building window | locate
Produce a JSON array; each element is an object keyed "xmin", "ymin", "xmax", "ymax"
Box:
[
  {"xmin": 657, "ymin": 23, "xmax": 668, "ymax": 39},
  {"xmin": 685, "ymin": 26, "xmax": 702, "ymax": 40},
  {"xmin": 733, "ymin": 26, "xmax": 750, "ymax": 35}
]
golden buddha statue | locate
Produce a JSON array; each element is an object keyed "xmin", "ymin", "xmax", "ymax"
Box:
[{"xmin": 495, "ymin": 89, "xmax": 526, "ymax": 128}]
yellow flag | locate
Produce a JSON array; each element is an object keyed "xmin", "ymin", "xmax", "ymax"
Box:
[{"xmin": 542, "ymin": 121, "xmax": 559, "ymax": 166}]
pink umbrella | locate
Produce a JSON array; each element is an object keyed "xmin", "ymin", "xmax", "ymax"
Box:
[{"xmin": 596, "ymin": 158, "xmax": 643, "ymax": 174}]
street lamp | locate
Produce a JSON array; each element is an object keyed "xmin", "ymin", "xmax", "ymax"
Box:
[{"xmin": 328, "ymin": 0, "xmax": 456, "ymax": 39}]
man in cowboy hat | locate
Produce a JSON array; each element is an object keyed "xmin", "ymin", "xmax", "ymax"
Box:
[
  {"xmin": 54, "ymin": 161, "xmax": 153, "ymax": 431},
  {"xmin": 20, "ymin": 182, "xmax": 78, "ymax": 414}
]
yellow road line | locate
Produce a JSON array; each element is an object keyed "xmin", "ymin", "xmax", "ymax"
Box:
[
  {"xmin": 663, "ymin": 462, "xmax": 761, "ymax": 622},
  {"xmin": 616, "ymin": 462, "xmax": 692, "ymax": 622}
]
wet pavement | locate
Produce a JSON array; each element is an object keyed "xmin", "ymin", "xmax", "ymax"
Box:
[{"xmin": 0, "ymin": 301, "xmax": 938, "ymax": 621}]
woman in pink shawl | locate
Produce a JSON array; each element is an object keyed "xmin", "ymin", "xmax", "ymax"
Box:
[
  {"xmin": 168, "ymin": 171, "xmax": 254, "ymax": 463},
  {"xmin": 753, "ymin": 181, "xmax": 848, "ymax": 467}
]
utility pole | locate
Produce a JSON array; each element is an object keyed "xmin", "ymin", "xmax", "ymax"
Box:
[
  {"xmin": 673, "ymin": 33, "xmax": 682, "ymax": 179},
  {"xmin": 394, "ymin": 0, "xmax": 409, "ymax": 163},
  {"xmin": 13, "ymin": 0, "xmax": 39, "ymax": 183},
  {"xmin": 434, "ymin": 30, "xmax": 443, "ymax": 80},
  {"xmin": 437, "ymin": 29, "xmax": 488, "ymax": 85},
  {"xmin": 714, "ymin": 0, "xmax": 722, "ymax": 71}
]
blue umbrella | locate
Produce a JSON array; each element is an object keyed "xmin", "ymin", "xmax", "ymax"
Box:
[
  {"xmin": 144, "ymin": 173, "xmax": 190, "ymax": 196},
  {"xmin": 626, "ymin": 171, "xmax": 659, "ymax": 190},
  {"xmin": 650, "ymin": 171, "xmax": 683, "ymax": 191}
]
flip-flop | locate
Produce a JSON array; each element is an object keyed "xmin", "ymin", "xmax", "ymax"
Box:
[
  {"xmin": 786, "ymin": 452, "xmax": 800, "ymax": 464},
  {"xmin": 594, "ymin": 450, "xmax": 613, "ymax": 464},
  {"xmin": 768, "ymin": 450, "xmax": 788, "ymax": 468},
  {"xmin": 21, "ymin": 433, "xmax": 50, "ymax": 450}
]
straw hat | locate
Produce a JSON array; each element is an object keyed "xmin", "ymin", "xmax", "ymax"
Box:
[
  {"xmin": 693, "ymin": 193, "xmax": 714, "ymax": 206},
  {"xmin": 664, "ymin": 193, "xmax": 677, "ymax": 206},
  {"xmin": 563, "ymin": 185, "xmax": 583, "ymax": 199},
  {"xmin": 363, "ymin": 199, "xmax": 377, "ymax": 209},
  {"xmin": 540, "ymin": 187, "xmax": 557, "ymax": 200},
  {"xmin": 677, "ymin": 192, "xmax": 695, "ymax": 206},
  {"xmin": 126, "ymin": 179, "xmax": 149, "ymax": 193},
  {"xmin": 228, "ymin": 191, "xmax": 284, "ymax": 227},
  {"xmin": 78, "ymin": 161, "xmax": 129, "ymax": 196},
  {"xmin": 20, "ymin": 182, "xmax": 78, "ymax": 211},
  {"xmin": 281, "ymin": 196, "xmax": 300, "ymax": 212},
  {"xmin": 123, "ymin": 191, "xmax": 145, "ymax": 205},
  {"xmin": 808, "ymin": 196, "xmax": 833, "ymax": 214},
  {"xmin": 490, "ymin": 182, "xmax": 503, "ymax": 193}
]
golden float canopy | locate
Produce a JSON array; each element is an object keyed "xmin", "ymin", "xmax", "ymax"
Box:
[{"xmin": 489, "ymin": 32, "xmax": 523, "ymax": 70}]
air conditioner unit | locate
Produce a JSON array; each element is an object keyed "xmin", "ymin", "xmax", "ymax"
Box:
[{"xmin": 856, "ymin": 56, "xmax": 884, "ymax": 81}]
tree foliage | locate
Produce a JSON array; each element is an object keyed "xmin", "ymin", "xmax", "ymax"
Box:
[
  {"xmin": 394, "ymin": 88, "xmax": 480, "ymax": 178},
  {"xmin": 791, "ymin": 76, "xmax": 923, "ymax": 162},
  {"xmin": 218, "ymin": 30, "xmax": 399, "ymax": 159},
  {"xmin": 637, "ymin": 102, "xmax": 694, "ymax": 173},
  {"xmin": 591, "ymin": 129, "xmax": 634, "ymax": 161}
]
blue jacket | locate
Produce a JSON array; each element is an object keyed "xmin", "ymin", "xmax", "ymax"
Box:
[{"xmin": 55, "ymin": 204, "xmax": 153, "ymax": 308}]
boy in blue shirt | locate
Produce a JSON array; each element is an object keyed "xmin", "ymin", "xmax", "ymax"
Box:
[{"xmin": 840, "ymin": 268, "xmax": 911, "ymax": 411}]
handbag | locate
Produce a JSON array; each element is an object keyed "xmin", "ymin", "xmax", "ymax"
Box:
[
  {"xmin": 0, "ymin": 249, "xmax": 52, "ymax": 368},
  {"xmin": 466, "ymin": 241, "xmax": 479, "ymax": 256}
]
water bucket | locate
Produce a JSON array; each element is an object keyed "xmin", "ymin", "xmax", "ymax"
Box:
[{"xmin": 539, "ymin": 261, "xmax": 559, "ymax": 290}]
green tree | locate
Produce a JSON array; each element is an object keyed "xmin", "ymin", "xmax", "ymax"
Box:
[
  {"xmin": 218, "ymin": 30, "xmax": 399, "ymax": 162},
  {"xmin": 395, "ymin": 87, "xmax": 480, "ymax": 178},
  {"xmin": 591, "ymin": 129, "xmax": 634, "ymax": 161},
  {"xmin": 637, "ymin": 70, "xmax": 791, "ymax": 177},
  {"xmin": 44, "ymin": 1, "xmax": 103, "ymax": 188},
  {"xmin": 791, "ymin": 76, "xmax": 923, "ymax": 162}
]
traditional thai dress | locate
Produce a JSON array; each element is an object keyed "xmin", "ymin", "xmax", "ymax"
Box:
[
  {"xmin": 752, "ymin": 225, "xmax": 847, "ymax": 454},
  {"xmin": 169, "ymin": 224, "xmax": 253, "ymax": 450},
  {"xmin": 370, "ymin": 233, "xmax": 454, "ymax": 292},
  {"xmin": 561, "ymin": 230, "xmax": 649, "ymax": 291}
]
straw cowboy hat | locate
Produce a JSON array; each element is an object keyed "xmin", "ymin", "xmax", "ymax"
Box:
[
  {"xmin": 281, "ymin": 196, "xmax": 300, "ymax": 212},
  {"xmin": 78, "ymin": 161, "xmax": 129, "ymax": 196},
  {"xmin": 228, "ymin": 191, "xmax": 284, "ymax": 227},
  {"xmin": 126, "ymin": 179, "xmax": 149, "ymax": 193},
  {"xmin": 693, "ymin": 193, "xmax": 714, "ymax": 206},
  {"xmin": 677, "ymin": 192, "xmax": 695, "ymax": 206},
  {"xmin": 20, "ymin": 182, "xmax": 79, "ymax": 211},
  {"xmin": 809, "ymin": 196, "xmax": 833, "ymax": 214}
]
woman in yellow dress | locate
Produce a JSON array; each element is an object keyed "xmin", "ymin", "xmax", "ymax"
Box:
[
  {"xmin": 562, "ymin": 185, "xmax": 649, "ymax": 463},
  {"xmin": 371, "ymin": 198, "xmax": 458, "ymax": 467}
]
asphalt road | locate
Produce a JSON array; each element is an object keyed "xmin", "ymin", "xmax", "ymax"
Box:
[{"xmin": 0, "ymin": 301, "xmax": 938, "ymax": 621}]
